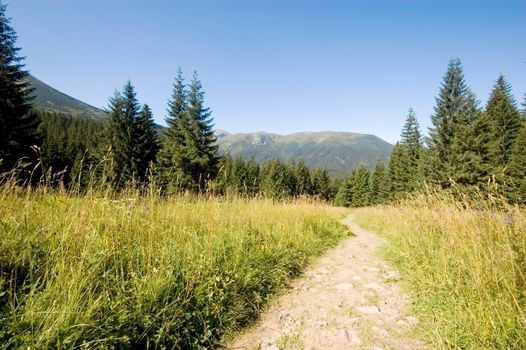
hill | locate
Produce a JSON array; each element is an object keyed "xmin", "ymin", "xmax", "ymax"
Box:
[
  {"xmin": 216, "ymin": 131, "xmax": 393, "ymax": 176},
  {"xmin": 27, "ymin": 75, "xmax": 106, "ymax": 119}
]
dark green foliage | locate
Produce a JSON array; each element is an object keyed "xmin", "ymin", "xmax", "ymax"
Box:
[
  {"xmin": 311, "ymin": 168, "xmax": 332, "ymax": 200},
  {"xmin": 260, "ymin": 158, "xmax": 292, "ymax": 199},
  {"xmin": 159, "ymin": 70, "xmax": 219, "ymax": 192},
  {"xmin": 486, "ymin": 75, "xmax": 522, "ymax": 170},
  {"xmin": 0, "ymin": 3, "xmax": 40, "ymax": 172},
  {"xmin": 507, "ymin": 121, "xmax": 526, "ymax": 204},
  {"xmin": 351, "ymin": 163, "xmax": 370, "ymax": 207},
  {"xmin": 449, "ymin": 92, "xmax": 491, "ymax": 188},
  {"xmin": 388, "ymin": 143, "xmax": 410, "ymax": 198},
  {"xmin": 295, "ymin": 159, "xmax": 313, "ymax": 195},
  {"xmin": 427, "ymin": 58, "xmax": 469, "ymax": 186},
  {"xmin": 368, "ymin": 157, "xmax": 389, "ymax": 205},
  {"xmin": 335, "ymin": 170, "xmax": 354, "ymax": 207},
  {"xmin": 37, "ymin": 111, "xmax": 104, "ymax": 186},
  {"xmin": 216, "ymin": 155, "xmax": 260, "ymax": 196},
  {"xmin": 106, "ymin": 82, "xmax": 158, "ymax": 186},
  {"xmin": 135, "ymin": 104, "xmax": 160, "ymax": 182}
]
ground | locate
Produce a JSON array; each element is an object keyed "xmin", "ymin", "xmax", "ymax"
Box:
[{"xmin": 224, "ymin": 215, "xmax": 427, "ymax": 350}]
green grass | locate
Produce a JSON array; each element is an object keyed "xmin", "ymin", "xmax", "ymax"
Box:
[
  {"xmin": 353, "ymin": 192, "xmax": 526, "ymax": 349},
  {"xmin": 0, "ymin": 186, "xmax": 348, "ymax": 348}
]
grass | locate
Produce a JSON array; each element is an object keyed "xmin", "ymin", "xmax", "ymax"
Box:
[
  {"xmin": 353, "ymin": 191, "xmax": 526, "ymax": 349},
  {"xmin": 0, "ymin": 185, "xmax": 348, "ymax": 348}
]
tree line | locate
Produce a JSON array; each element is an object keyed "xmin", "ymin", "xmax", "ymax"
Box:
[
  {"xmin": 2, "ymin": 3, "xmax": 525, "ymax": 204},
  {"xmin": 335, "ymin": 58, "xmax": 526, "ymax": 206}
]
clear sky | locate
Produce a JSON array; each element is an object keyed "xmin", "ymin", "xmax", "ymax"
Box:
[{"xmin": 7, "ymin": 0, "xmax": 526, "ymax": 143}]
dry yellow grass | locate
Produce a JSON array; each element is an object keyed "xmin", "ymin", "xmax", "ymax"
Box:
[{"xmin": 354, "ymin": 191, "xmax": 526, "ymax": 349}]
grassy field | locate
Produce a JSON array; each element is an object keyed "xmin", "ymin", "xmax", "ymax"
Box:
[
  {"xmin": 0, "ymin": 185, "xmax": 348, "ymax": 348},
  {"xmin": 354, "ymin": 192, "xmax": 526, "ymax": 349}
]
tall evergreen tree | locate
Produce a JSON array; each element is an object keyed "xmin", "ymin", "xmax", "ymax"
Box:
[
  {"xmin": 368, "ymin": 157, "xmax": 389, "ymax": 205},
  {"xmin": 135, "ymin": 104, "xmax": 160, "ymax": 182},
  {"xmin": 399, "ymin": 108, "xmax": 423, "ymax": 189},
  {"xmin": 508, "ymin": 121, "xmax": 526, "ymax": 204},
  {"xmin": 449, "ymin": 91, "xmax": 490, "ymax": 188},
  {"xmin": 261, "ymin": 158, "xmax": 291, "ymax": 199},
  {"xmin": 0, "ymin": 3, "xmax": 40, "ymax": 172},
  {"xmin": 351, "ymin": 163, "xmax": 370, "ymax": 207},
  {"xmin": 311, "ymin": 168, "xmax": 331, "ymax": 200},
  {"xmin": 486, "ymin": 75, "xmax": 521, "ymax": 170},
  {"xmin": 388, "ymin": 143, "xmax": 410, "ymax": 198},
  {"xmin": 295, "ymin": 159, "xmax": 312, "ymax": 195},
  {"xmin": 335, "ymin": 170, "xmax": 355, "ymax": 207},
  {"xmin": 427, "ymin": 58, "xmax": 469, "ymax": 186}
]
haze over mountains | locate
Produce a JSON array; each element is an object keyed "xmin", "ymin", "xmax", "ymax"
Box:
[{"xmin": 27, "ymin": 75, "xmax": 393, "ymax": 176}]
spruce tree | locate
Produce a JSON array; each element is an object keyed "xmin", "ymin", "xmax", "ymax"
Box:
[
  {"xmin": 0, "ymin": 3, "xmax": 40, "ymax": 172},
  {"xmin": 135, "ymin": 104, "xmax": 160, "ymax": 182},
  {"xmin": 158, "ymin": 69, "xmax": 189, "ymax": 192},
  {"xmin": 486, "ymin": 75, "xmax": 521, "ymax": 170},
  {"xmin": 368, "ymin": 157, "xmax": 389, "ymax": 205},
  {"xmin": 312, "ymin": 168, "xmax": 331, "ymax": 200},
  {"xmin": 399, "ymin": 108, "xmax": 423, "ymax": 190},
  {"xmin": 335, "ymin": 171, "xmax": 354, "ymax": 207},
  {"xmin": 508, "ymin": 121, "xmax": 526, "ymax": 204},
  {"xmin": 295, "ymin": 159, "xmax": 312, "ymax": 195},
  {"xmin": 261, "ymin": 158, "xmax": 290, "ymax": 199},
  {"xmin": 388, "ymin": 143, "xmax": 410, "ymax": 198},
  {"xmin": 351, "ymin": 163, "xmax": 370, "ymax": 207},
  {"xmin": 449, "ymin": 91, "xmax": 490, "ymax": 188},
  {"xmin": 427, "ymin": 58, "xmax": 469, "ymax": 186}
]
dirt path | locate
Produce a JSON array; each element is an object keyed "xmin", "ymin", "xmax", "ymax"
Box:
[{"xmin": 224, "ymin": 215, "xmax": 426, "ymax": 350}]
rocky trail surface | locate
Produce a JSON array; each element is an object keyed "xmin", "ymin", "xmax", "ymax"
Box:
[{"xmin": 224, "ymin": 215, "xmax": 427, "ymax": 350}]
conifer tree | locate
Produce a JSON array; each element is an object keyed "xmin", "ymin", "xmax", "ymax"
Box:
[
  {"xmin": 295, "ymin": 159, "xmax": 312, "ymax": 195},
  {"xmin": 335, "ymin": 171, "xmax": 355, "ymax": 207},
  {"xmin": 486, "ymin": 75, "xmax": 521, "ymax": 170},
  {"xmin": 135, "ymin": 104, "xmax": 160, "ymax": 182},
  {"xmin": 0, "ymin": 3, "xmax": 40, "ymax": 172},
  {"xmin": 427, "ymin": 58, "xmax": 469, "ymax": 186},
  {"xmin": 261, "ymin": 158, "xmax": 290, "ymax": 199},
  {"xmin": 399, "ymin": 108, "xmax": 423, "ymax": 189},
  {"xmin": 368, "ymin": 157, "xmax": 389, "ymax": 204},
  {"xmin": 388, "ymin": 143, "xmax": 410, "ymax": 198},
  {"xmin": 312, "ymin": 168, "xmax": 331, "ymax": 200},
  {"xmin": 351, "ymin": 163, "xmax": 370, "ymax": 207},
  {"xmin": 449, "ymin": 91, "xmax": 490, "ymax": 188},
  {"xmin": 508, "ymin": 121, "xmax": 526, "ymax": 204}
]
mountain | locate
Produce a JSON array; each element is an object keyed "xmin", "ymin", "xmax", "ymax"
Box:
[
  {"xmin": 27, "ymin": 75, "xmax": 106, "ymax": 119},
  {"xmin": 216, "ymin": 131, "xmax": 393, "ymax": 177}
]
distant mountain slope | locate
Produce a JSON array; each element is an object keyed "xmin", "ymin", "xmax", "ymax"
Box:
[
  {"xmin": 27, "ymin": 75, "xmax": 106, "ymax": 119},
  {"xmin": 216, "ymin": 131, "xmax": 393, "ymax": 176}
]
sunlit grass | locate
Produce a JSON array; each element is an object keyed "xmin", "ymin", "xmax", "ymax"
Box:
[
  {"xmin": 354, "ymin": 191, "xmax": 526, "ymax": 349},
  {"xmin": 0, "ymin": 185, "xmax": 348, "ymax": 348}
]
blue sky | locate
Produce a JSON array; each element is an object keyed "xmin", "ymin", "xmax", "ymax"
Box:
[{"xmin": 7, "ymin": 0, "xmax": 526, "ymax": 143}]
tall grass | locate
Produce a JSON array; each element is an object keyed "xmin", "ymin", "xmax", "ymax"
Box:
[
  {"xmin": 354, "ymin": 191, "xmax": 526, "ymax": 349},
  {"xmin": 0, "ymin": 184, "xmax": 348, "ymax": 348}
]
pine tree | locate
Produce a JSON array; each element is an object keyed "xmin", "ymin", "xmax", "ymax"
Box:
[
  {"xmin": 388, "ymin": 143, "xmax": 410, "ymax": 198},
  {"xmin": 161, "ymin": 70, "xmax": 218, "ymax": 192},
  {"xmin": 449, "ymin": 91, "xmax": 490, "ymax": 188},
  {"xmin": 335, "ymin": 171, "xmax": 355, "ymax": 207},
  {"xmin": 312, "ymin": 168, "xmax": 331, "ymax": 200},
  {"xmin": 135, "ymin": 104, "xmax": 160, "ymax": 182},
  {"xmin": 261, "ymin": 158, "xmax": 290, "ymax": 199},
  {"xmin": 486, "ymin": 75, "xmax": 522, "ymax": 170},
  {"xmin": 368, "ymin": 157, "xmax": 389, "ymax": 205},
  {"xmin": 0, "ymin": 3, "xmax": 40, "ymax": 172},
  {"xmin": 427, "ymin": 58, "xmax": 469, "ymax": 186},
  {"xmin": 351, "ymin": 163, "xmax": 370, "ymax": 207},
  {"xmin": 399, "ymin": 108, "xmax": 423, "ymax": 190},
  {"xmin": 508, "ymin": 121, "xmax": 526, "ymax": 204},
  {"xmin": 295, "ymin": 159, "xmax": 312, "ymax": 195}
]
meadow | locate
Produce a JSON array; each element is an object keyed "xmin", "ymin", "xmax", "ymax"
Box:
[
  {"xmin": 354, "ymin": 191, "xmax": 526, "ymax": 349},
  {"xmin": 0, "ymin": 184, "xmax": 348, "ymax": 348}
]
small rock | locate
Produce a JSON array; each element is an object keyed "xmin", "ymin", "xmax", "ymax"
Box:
[
  {"xmin": 261, "ymin": 345, "xmax": 279, "ymax": 350},
  {"xmin": 405, "ymin": 316, "xmax": 419, "ymax": 327},
  {"xmin": 357, "ymin": 306, "xmax": 381, "ymax": 314},
  {"xmin": 363, "ymin": 282, "xmax": 382, "ymax": 290},
  {"xmin": 334, "ymin": 283, "xmax": 354, "ymax": 290}
]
